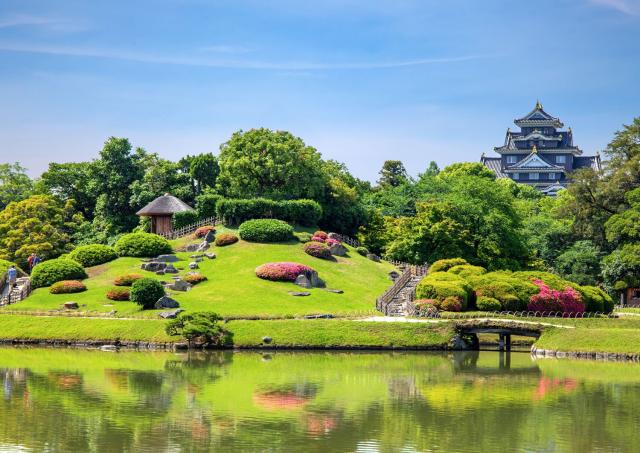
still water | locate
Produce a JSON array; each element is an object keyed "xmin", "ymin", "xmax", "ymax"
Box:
[{"xmin": 0, "ymin": 348, "xmax": 638, "ymax": 452}]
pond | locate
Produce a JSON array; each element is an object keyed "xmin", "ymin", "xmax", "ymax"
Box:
[{"xmin": 0, "ymin": 348, "xmax": 639, "ymax": 452}]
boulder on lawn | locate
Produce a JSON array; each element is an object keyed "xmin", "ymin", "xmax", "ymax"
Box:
[
  {"xmin": 203, "ymin": 230, "xmax": 216, "ymax": 243},
  {"xmin": 189, "ymin": 262, "xmax": 199, "ymax": 270},
  {"xmin": 158, "ymin": 308, "xmax": 184, "ymax": 319},
  {"xmin": 141, "ymin": 261, "xmax": 166, "ymax": 272},
  {"xmin": 366, "ymin": 253, "xmax": 381, "ymax": 262},
  {"xmin": 388, "ymin": 271, "xmax": 400, "ymax": 281},
  {"xmin": 328, "ymin": 243, "xmax": 347, "ymax": 256},
  {"xmin": 155, "ymin": 296, "xmax": 180, "ymax": 309},
  {"xmin": 156, "ymin": 254, "xmax": 179, "ymax": 263},
  {"xmin": 309, "ymin": 271, "xmax": 325, "ymax": 288},
  {"xmin": 164, "ymin": 263, "xmax": 179, "ymax": 274},
  {"xmin": 325, "ymin": 289, "xmax": 344, "ymax": 294},
  {"xmin": 167, "ymin": 279, "xmax": 192, "ymax": 292},
  {"xmin": 196, "ymin": 241, "xmax": 211, "ymax": 252},
  {"xmin": 294, "ymin": 274, "xmax": 312, "ymax": 289},
  {"xmin": 185, "ymin": 243, "xmax": 200, "ymax": 252},
  {"xmin": 63, "ymin": 302, "xmax": 79, "ymax": 310},
  {"xmin": 205, "ymin": 253, "xmax": 216, "ymax": 259},
  {"xmin": 289, "ymin": 291, "xmax": 311, "ymax": 296},
  {"xmin": 155, "ymin": 270, "xmax": 165, "ymax": 275}
]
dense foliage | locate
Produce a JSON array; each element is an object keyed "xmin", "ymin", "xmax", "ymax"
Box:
[
  {"xmin": 217, "ymin": 198, "xmax": 322, "ymax": 226},
  {"xmin": 303, "ymin": 241, "xmax": 332, "ymax": 259},
  {"xmin": 238, "ymin": 219, "xmax": 294, "ymax": 243},
  {"xmin": 214, "ymin": 233, "xmax": 239, "ymax": 246},
  {"xmin": 113, "ymin": 274, "xmax": 143, "ymax": 286},
  {"xmin": 165, "ymin": 312, "xmax": 226, "ymax": 345},
  {"xmin": 106, "ymin": 287, "xmax": 130, "ymax": 301},
  {"xmin": 68, "ymin": 244, "xmax": 118, "ymax": 267},
  {"xmin": 49, "ymin": 280, "xmax": 87, "ymax": 294},
  {"xmin": 114, "ymin": 233, "xmax": 172, "ymax": 257},
  {"xmin": 130, "ymin": 278, "xmax": 165, "ymax": 309},
  {"xmin": 255, "ymin": 262, "xmax": 315, "ymax": 282},
  {"xmin": 31, "ymin": 259, "xmax": 87, "ymax": 288},
  {"xmin": 183, "ymin": 273, "xmax": 208, "ymax": 285}
]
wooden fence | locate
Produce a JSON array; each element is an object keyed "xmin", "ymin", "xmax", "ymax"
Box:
[
  {"xmin": 158, "ymin": 217, "xmax": 220, "ymax": 240},
  {"xmin": 376, "ymin": 265, "xmax": 429, "ymax": 315}
]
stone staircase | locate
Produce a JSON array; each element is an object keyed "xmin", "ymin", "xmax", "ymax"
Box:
[
  {"xmin": 376, "ymin": 266, "xmax": 428, "ymax": 317},
  {"xmin": 0, "ymin": 277, "xmax": 31, "ymax": 306}
]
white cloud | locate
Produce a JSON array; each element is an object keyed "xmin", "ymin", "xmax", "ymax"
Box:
[
  {"xmin": 589, "ymin": 0, "xmax": 640, "ymax": 15},
  {"xmin": 0, "ymin": 41, "xmax": 493, "ymax": 71},
  {"xmin": 198, "ymin": 44, "xmax": 252, "ymax": 54},
  {"xmin": 0, "ymin": 14, "xmax": 87, "ymax": 32}
]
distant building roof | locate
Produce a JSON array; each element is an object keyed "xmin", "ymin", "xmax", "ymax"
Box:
[
  {"xmin": 136, "ymin": 193, "xmax": 194, "ymax": 216},
  {"xmin": 574, "ymin": 155, "xmax": 602, "ymax": 172},
  {"xmin": 514, "ymin": 100, "xmax": 564, "ymax": 128},
  {"xmin": 480, "ymin": 156, "xmax": 507, "ymax": 178}
]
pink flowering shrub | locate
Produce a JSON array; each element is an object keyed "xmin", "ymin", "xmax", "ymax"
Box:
[
  {"xmin": 313, "ymin": 231, "xmax": 328, "ymax": 240},
  {"xmin": 326, "ymin": 238, "xmax": 341, "ymax": 247},
  {"xmin": 303, "ymin": 241, "xmax": 332, "ymax": 259},
  {"xmin": 311, "ymin": 236, "xmax": 326, "ymax": 243},
  {"xmin": 255, "ymin": 262, "xmax": 315, "ymax": 282},
  {"xmin": 528, "ymin": 279, "xmax": 585, "ymax": 314}
]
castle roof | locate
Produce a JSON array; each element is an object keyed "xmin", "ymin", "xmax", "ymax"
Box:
[
  {"xmin": 136, "ymin": 193, "xmax": 194, "ymax": 216},
  {"xmin": 514, "ymin": 101, "xmax": 564, "ymax": 128}
]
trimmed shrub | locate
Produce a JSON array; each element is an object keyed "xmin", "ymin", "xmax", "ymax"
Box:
[
  {"xmin": 414, "ymin": 299, "xmax": 439, "ymax": 317},
  {"xmin": 476, "ymin": 296, "xmax": 502, "ymax": 312},
  {"xmin": 239, "ymin": 219, "xmax": 294, "ymax": 243},
  {"xmin": 194, "ymin": 226, "xmax": 216, "ymax": 238},
  {"xmin": 114, "ymin": 273, "xmax": 143, "ymax": 287},
  {"xmin": 165, "ymin": 312, "xmax": 226, "ymax": 345},
  {"xmin": 356, "ymin": 246, "xmax": 369, "ymax": 256},
  {"xmin": 416, "ymin": 280, "xmax": 469, "ymax": 310},
  {"xmin": 31, "ymin": 259, "xmax": 87, "ymax": 288},
  {"xmin": 447, "ymin": 264, "xmax": 486, "ymax": 279},
  {"xmin": 313, "ymin": 231, "xmax": 328, "ymax": 240},
  {"xmin": 295, "ymin": 232, "xmax": 313, "ymax": 243},
  {"xmin": 579, "ymin": 286, "xmax": 614, "ymax": 313},
  {"xmin": 68, "ymin": 244, "xmax": 118, "ymax": 267},
  {"xmin": 107, "ymin": 287, "xmax": 130, "ymax": 301},
  {"xmin": 440, "ymin": 296, "xmax": 463, "ymax": 312},
  {"xmin": 425, "ymin": 272, "xmax": 466, "ymax": 283},
  {"xmin": 114, "ymin": 233, "xmax": 172, "ymax": 257},
  {"xmin": 303, "ymin": 241, "xmax": 332, "ymax": 260},
  {"xmin": 468, "ymin": 272, "xmax": 538, "ymax": 309},
  {"xmin": 429, "ymin": 258, "xmax": 469, "ymax": 273},
  {"xmin": 311, "ymin": 236, "xmax": 326, "ymax": 243},
  {"xmin": 326, "ymin": 238, "xmax": 341, "ymax": 247},
  {"xmin": 49, "ymin": 280, "xmax": 87, "ymax": 294},
  {"xmin": 130, "ymin": 278, "xmax": 165, "ymax": 309},
  {"xmin": 183, "ymin": 273, "xmax": 208, "ymax": 285},
  {"xmin": 255, "ymin": 262, "xmax": 315, "ymax": 282},
  {"xmin": 196, "ymin": 192, "xmax": 223, "ymax": 218},
  {"xmin": 217, "ymin": 198, "xmax": 322, "ymax": 226},
  {"xmin": 474, "ymin": 281, "xmax": 523, "ymax": 311},
  {"xmin": 172, "ymin": 210, "xmax": 199, "ymax": 229},
  {"xmin": 528, "ymin": 280, "xmax": 585, "ymax": 314},
  {"xmin": 215, "ymin": 233, "xmax": 239, "ymax": 246}
]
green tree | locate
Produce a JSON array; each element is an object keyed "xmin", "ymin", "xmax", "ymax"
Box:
[
  {"xmin": 378, "ymin": 160, "xmax": 408, "ymax": 188},
  {"xmin": 0, "ymin": 162, "xmax": 33, "ymax": 210},
  {"xmin": 165, "ymin": 312, "xmax": 226, "ymax": 346},
  {"xmin": 602, "ymin": 243, "xmax": 640, "ymax": 294},
  {"xmin": 0, "ymin": 195, "xmax": 82, "ymax": 266},
  {"xmin": 189, "ymin": 153, "xmax": 219, "ymax": 194},
  {"xmin": 129, "ymin": 151, "xmax": 194, "ymax": 209},
  {"xmin": 37, "ymin": 162, "xmax": 97, "ymax": 219},
  {"xmin": 217, "ymin": 128, "xmax": 325, "ymax": 200},
  {"xmin": 555, "ymin": 240, "xmax": 602, "ymax": 286},
  {"xmin": 604, "ymin": 188, "xmax": 640, "ymax": 247},
  {"xmin": 437, "ymin": 162, "xmax": 496, "ymax": 180},
  {"xmin": 421, "ymin": 160, "xmax": 440, "ymax": 178}
]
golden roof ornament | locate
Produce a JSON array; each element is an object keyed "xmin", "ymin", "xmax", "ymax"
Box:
[
  {"xmin": 532, "ymin": 145, "xmax": 538, "ymax": 154},
  {"xmin": 535, "ymin": 99, "xmax": 543, "ymax": 110}
]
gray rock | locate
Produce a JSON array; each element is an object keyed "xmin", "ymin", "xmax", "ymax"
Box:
[
  {"xmin": 388, "ymin": 271, "xmax": 400, "ymax": 281},
  {"xmin": 141, "ymin": 261, "xmax": 166, "ymax": 272},
  {"xmin": 164, "ymin": 263, "xmax": 178, "ymax": 274},
  {"xmin": 194, "ymin": 256, "xmax": 203, "ymax": 262},
  {"xmin": 156, "ymin": 254, "xmax": 179, "ymax": 263},
  {"xmin": 158, "ymin": 308, "xmax": 184, "ymax": 319},
  {"xmin": 262, "ymin": 336, "xmax": 273, "ymax": 344},
  {"xmin": 189, "ymin": 262, "xmax": 199, "ymax": 270},
  {"xmin": 185, "ymin": 243, "xmax": 200, "ymax": 252},
  {"xmin": 63, "ymin": 302, "xmax": 79, "ymax": 309},
  {"xmin": 189, "ymin": 254, "xmax": 203, "ymax": 259},
  {"xmin": 167, "ymin": 279, "xmax": 192, "ymax": 292},
  {"xmin": 327, "ymin": 232, "xmax": 341, "ymax": 240},
  {"xmin": 325, "ymin": 289, "xmax": 344, "ymax": 294},
  {"xmin": 155, "ymin": 270, "xmax": 165, "ymax": 275},
  {"xmin": 328, "ymin": 243, "xmax": 347, "ymax": 256},
  {"xmin": 310, "ymin": 273, "xmax": 325, "ymax": 288},
  {"xmin": 99, "ymin": 345, "xmax": 118, "ymax": 352},
  {"xmin": 205, "ymin": 253, "xmax": 216, "ymax": 259},
  {"xmin": 196, "ymin": 241, "xmax": 211, "ymax": 252},
  {"xmin": 155, "ymin": 296, "xmax": 180, "ymax": 309},
  {"xmin": 304, "ymin": 314, "xmax": 334, "ymax": 319},
  {"xmin": 294, "ymin": 274, "xmax": 312, "ymax": 289},
  {"xmin": 289, "ymin": 291, "xmax": 311, "ymax": 296},
  {"xmin": 203, "ymin": 230, "xmax": 216, "ymax": 243},
  {"xmin": 366, "ymin": 253, "xmax": 381, "ymax": 262}
]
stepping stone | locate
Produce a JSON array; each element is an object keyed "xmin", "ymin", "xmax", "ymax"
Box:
[
  {"xmin": 155, "ymin": 296, "xmax": 180, "ymax": 309},
  {"xmin": 63, "ymin": 302, "xmax": 79, "ymax": 309},
  {"xmin": 158, "ymin": 308, "xmax": 184, "ymax": 319},
  {"xmin": 303, "ymin": 314, "xmax": 334, "ymax": 319},
  {"xmin": 325, "ymin": 289, "xmax": 344, "ymax": 294},
  {"xmin": 156, "ymin": 254, "xmax": 179, "ymax": 263},
  {"xmin": 288, "ymin": 291, "xmax": 311, "ymax": 297}
]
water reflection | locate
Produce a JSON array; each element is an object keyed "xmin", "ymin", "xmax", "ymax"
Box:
[{"xmin": 0, "ymin": 348, "xmax": 639, "ymax": 452}]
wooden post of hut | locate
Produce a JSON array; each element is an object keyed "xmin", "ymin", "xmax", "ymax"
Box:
[{"xmin": 136, "ymin": 193, "xmax": 195, "ymax": 236}]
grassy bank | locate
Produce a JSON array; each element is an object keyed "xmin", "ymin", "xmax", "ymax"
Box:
[
  {"xmin": 535, "ymin": 327, "xmax": 640, "ymax": 354},
  {"xmin": 0, "ymin": 315, "xmax": 453, "ymax": 349}
]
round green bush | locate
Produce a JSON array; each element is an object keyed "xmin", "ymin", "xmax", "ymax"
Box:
[
  {"xmin": 114, "ymin": 233, "xmax": 172, "ymax": 257},
  {"xmin": 476, "ymin": 296, "xmax": 502, "ymax": 312},
  {"xmin": 415, "ymin": 280, "xmax": 469, "ymax": 310},
  {"xmin": 429, "ymin": 258, "xmax": 469, "ymax": 273},
  {"xmin": 356, "ymin": 246, "xmax": 370, "ymax": 256},
  {"xmin": 295, "ymin": 232, "xmax": 313, "ymax": 243},
  {"xmin": 114, "ymin": 273, "xmax": 143, "ymax": 286},
  {"xmin": 49, "ymin": 280, "xmax": 87, "ymax": 294},
  {"xmin": 579, "ymin": 286, "xmax": 615, "ymax": 313},
  {"xmin": 215, "ymin": 233, "xmax": 239, "ymax": 246},
  {"xmin": 303, "ymin": 241, "xmax": 332, "ymax": 260},
  {"xmin": 31, "ymin": 259, "xmax": 87, "ymax": 288},
  {"xmin": 107, "ymin": 287, "xmax": 130, "ymax": 301},
  {"xmin": 238, "ymin": 219, "xmax": 294, "ymax": 243},
  {"xmin": 130, "ymin": 278, "xmax": 165, "ymax": 309},
  {"xmin": 447, "ymin": 264, "xmax": 486, "ymax": 279},
  {"xmin": 440, "ymin": 296, "xmax": 463, "ymax": 312},
  {"xmin": 68, "ymin": 244, "xmax": 118, "ymax": 267}
]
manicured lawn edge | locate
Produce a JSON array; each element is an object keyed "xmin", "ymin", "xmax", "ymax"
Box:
[{"xmin": 534, "ymin": 327, "xmax": 640, "ymax": 355}]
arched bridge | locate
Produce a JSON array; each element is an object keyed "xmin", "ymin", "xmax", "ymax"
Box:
[{"xmin": 455, "ymin": 319, "xmax": 544, "ymax": 351}]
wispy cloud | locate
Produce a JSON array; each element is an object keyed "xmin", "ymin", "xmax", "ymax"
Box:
[
  {"xmin": 0, "ymin": 14, "xmax": 87, "ymax": 32},
  {"xmin": 0, "ymin": 42, "xmax": 494, "ymax": 70},
  {"xmin": 589, "ymin": 0, "xmax": 640, "ymax": 15},
  {"xmin": 199, "ymin": 44, "xmax": 252, "ymax": 54}
]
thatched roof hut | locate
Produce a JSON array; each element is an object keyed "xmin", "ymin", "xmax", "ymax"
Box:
[{"xmin": 136, "ymin": 193, "xmax": 194, "ymax": 235}]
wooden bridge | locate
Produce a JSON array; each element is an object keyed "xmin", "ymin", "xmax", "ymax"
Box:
[{"xmin": 455, "ymin": 319, "xmax": 544, "ymax": 351}]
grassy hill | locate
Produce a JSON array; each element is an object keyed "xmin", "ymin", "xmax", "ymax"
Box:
[{"xmin": 2, "ymin": 227, "xmax": 396, "ymax": 319}]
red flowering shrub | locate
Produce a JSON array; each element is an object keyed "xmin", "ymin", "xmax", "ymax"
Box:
[
  {"xmin": 313, "ymin": 231, "xmax": 328, "ymax": 240},
  {"xmin": 49, "ymin": 280, "xmax": 87, "ymax": 294},
  {"xmin": 183, "ymin": 273, "xmax": 208, "ymax": 285},
  {"xmin": 114, "ymin": 273, "xmax": 143, "ymax": 286},
  {"xmin": 215, "ymin": 233, "xmax": 239, "ymax": 246},
  {"xmin": 303, "ymin": 241, "xmax": 332, "ymax": 259},
  {"xmin": 311, "ymin": 236, "xmax": 326, "ymax": 243},
  {"xmin": 194, "ymin": 226, "xmax": 216, "ymax": 238},
  {"xmin": 414, "ymin": 299, "xmax": 439, "ymax": 317},
  {"xmin": 439, "ymin": 296, "xmax": 463, "ymax": 312},
  {"xmin": 326, "ymin": 238, "xmax": 341, "ymax": 247},
  {"xmin": 106, "ymin": 287, "xmax": 130, "ymax": 301},
  {"xmin": 255, "ymin": 262, "xmax": 315, "ymax": 282},
  {"xmin": 528, "ymin": 280, "xmax": 585, "ymax": 314}
]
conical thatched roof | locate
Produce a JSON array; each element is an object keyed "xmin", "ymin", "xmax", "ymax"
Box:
[{"xmin": 136, "ymin": 193, "xmax": 194, "ymax": 216}]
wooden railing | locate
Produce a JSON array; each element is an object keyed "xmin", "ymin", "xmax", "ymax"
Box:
[
  {"xmin": 158, "ymin": 217, "xmax": 220, "ymax": 240},
  {"xmin": 0, "ymin": 277, "xmax": 31, "ymax": 306},
  {"xmin": 376, "ymin": 265, "xmax": 429, "ymax": 315}
]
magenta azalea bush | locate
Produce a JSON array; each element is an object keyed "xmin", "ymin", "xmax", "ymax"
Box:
[
  {"xmin": 311, "ymin": 236, "xmax": 326, "ymax": 243},
  {"xmin": 528, "ymin": 280, "xmax": 585, "ymax": 314},
  {"xmin": 313, "ymin": 231, "xmax": 328, "ymax": 240},
  {"xmin": 326, "ymin": 238, "xmax": 341, "ymax": 247},
  {"xmin": 255, "ymin": 262, "xmax": 315, "ymax": 282},
  {"xmin": 303, "ymin": 241, "xmax": 332, "ymax": 259}
]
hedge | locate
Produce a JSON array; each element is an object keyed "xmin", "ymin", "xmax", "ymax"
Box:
[
  {"xmin": 476, "ymin": 296, "xmax": 502, "ymax": 311},
  {"xmin": 295, "ymin": 232, "xmax": 313, "ymax": 243},
  {"xmin": 130, "ymin": 278, "xmax": 165, "ymax": 309},
  {"xmin": 447, "ymin": 264, "xmax": 486, "ymax": 279},
  {"xmin": 196, "ymin": 192, "xmax": 223, "ymax": 219},
  {"xmin": 114, "ymin": 233, "xmax": 172, "ymax": 257},
  {"xmin": 429, "ymin": 258, "xmax": 469, "ymax": 273},
  {"xmin": 31, "ymin": 259, "xmax": 87, "ymax": 288},
  {"xmin": 172, "ymin": 210, "xmax": 199, "ymax": 229},
  {"xmin": 49, "ymin": 280, "xmax": 87, "ymax": 294},
  {"xmin": 68, "ymin": 244, "xmax": 118, "ymax": 267},
  {"xmin": 217, "ymin": 198, "xmax": 322, "ymax": 226},
  {"xmin": 239, "ymin": 219, "xmax": 294, "ymax": 243}
]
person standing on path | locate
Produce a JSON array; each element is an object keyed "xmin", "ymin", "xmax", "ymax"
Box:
[
  {"xmin": 7, "ymin": 265, "xmax": 17, "ymax": 288},
  {"xmin": 31, "ymin": 254, "xmax": 40, "ymax": 270}
]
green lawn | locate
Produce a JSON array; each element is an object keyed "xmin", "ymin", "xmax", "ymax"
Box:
[
  {"xmin": 536, "ymin": 327, "xmax": 640, "ymax": 354},
  {"xmin": 2, "ymin": 229, "xmax": 395, "ymax": 319}
]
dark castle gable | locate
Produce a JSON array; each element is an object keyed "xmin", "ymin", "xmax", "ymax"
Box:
[{"xmin": 481, "ymin": 101, "xmax": 602, "ymax": 196}]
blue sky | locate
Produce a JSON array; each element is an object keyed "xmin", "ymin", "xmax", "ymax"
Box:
[{"xmin": 0, "ymin": 0, "xmax": 639, "ymax": 181}]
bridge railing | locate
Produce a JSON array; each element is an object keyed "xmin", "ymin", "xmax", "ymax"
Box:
[
  {"xmin": 376, "ymin": 265, "xmax": 429, "ymax": 315},
  {"xmin": 157, "ymin": 217, "xmax": 220, "ymax": 240}
]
